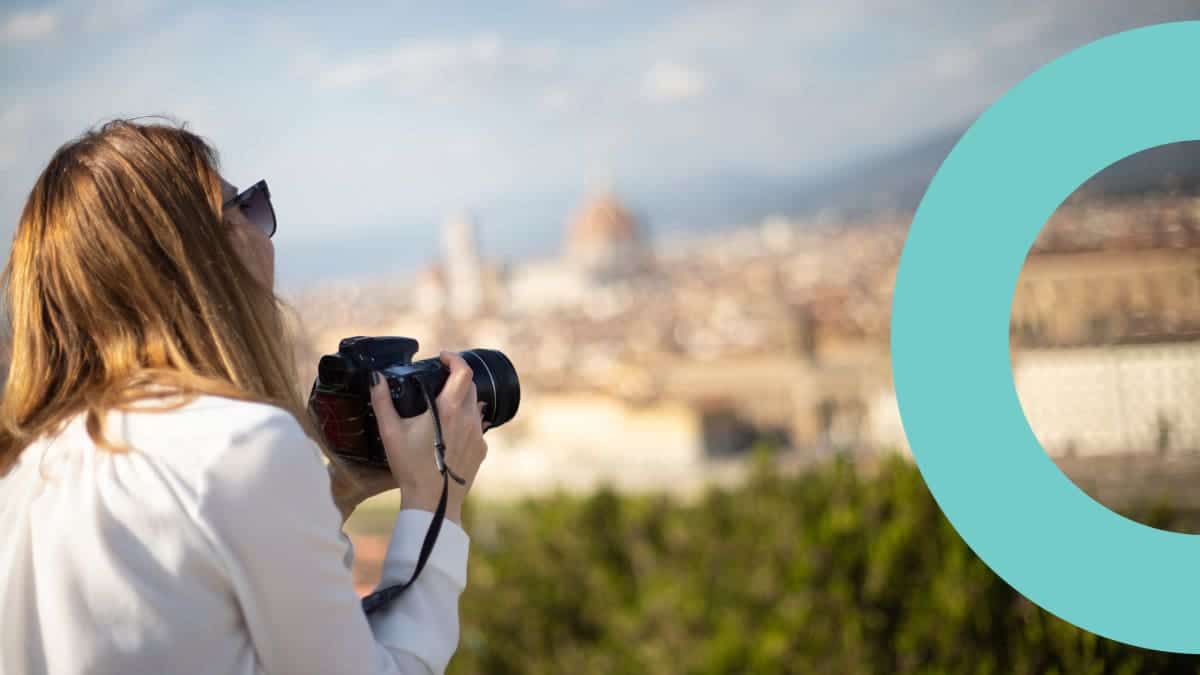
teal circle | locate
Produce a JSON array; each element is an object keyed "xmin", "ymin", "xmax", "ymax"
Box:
[{"xmin": 891, "ymin": 21, "xmax": 1200, "ymax": 653}]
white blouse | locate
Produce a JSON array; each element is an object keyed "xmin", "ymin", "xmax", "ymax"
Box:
[{"xmin": 0, "ymin": 395, "xmax": 469, "ymax": 675}]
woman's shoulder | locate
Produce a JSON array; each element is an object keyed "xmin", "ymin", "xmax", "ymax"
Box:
[
  {"xmin": 128, "ymin": 392, "xmax": 300, "ymax": 434},
  {"xmin": 159, "ymin": 396, "xmax": 333, "ymax": 536},
  {"xmin": 3, "ymin": 395, "xmax": 322, "ymax": 533},
  {"xmin": 164, "ymin": 394, "xmax": 302, "ymax": 432},
  {"xmin": 106, "ymin": 394, "xmax": 317, "ymax": 477}
]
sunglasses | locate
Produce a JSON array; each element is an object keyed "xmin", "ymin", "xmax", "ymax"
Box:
[{"xmin": 223, "ymin": 179, "xmax": 277, "ymax": 239}]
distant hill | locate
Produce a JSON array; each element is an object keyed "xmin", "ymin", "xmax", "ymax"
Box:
[
  {"xmin": 810, "ymin": 129, "xmax": 1200, "ymax": 210},
  {"xmin": 632, "ymin": 126, "xmax": 1200, "ymax": 238},
  {"xmin": 1073, "ymin": 140, "xmax": 1200, "ymax": 197}
]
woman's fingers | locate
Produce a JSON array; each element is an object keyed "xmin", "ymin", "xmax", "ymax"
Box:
[
  {"xmin": 437, "ymin": 351, "xmax": 476, "ymax": 409},
  {"xmin": 371, "ymin": 370, "xmax": 442, "ymax": 491},
  {"xmin": 368, "ymin": 372, "xmax": 400, "ymax": 430}
]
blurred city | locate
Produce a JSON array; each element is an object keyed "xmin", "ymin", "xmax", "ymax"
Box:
[{"xmin": 288, "ymin": 163, "xmax": 1200, "ymax": 502}]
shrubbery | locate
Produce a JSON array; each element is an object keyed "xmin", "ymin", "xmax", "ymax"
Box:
[{"xmin": 450, "ymin": 453, "xmax": 1200, "ymax": 674}]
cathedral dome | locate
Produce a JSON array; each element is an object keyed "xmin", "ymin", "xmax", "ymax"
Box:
[{"xmin": 565, "ymin": 191, "xmax": 642, "ymax": 261}]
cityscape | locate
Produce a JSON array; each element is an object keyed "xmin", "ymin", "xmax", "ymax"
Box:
[{"xmin": 287, "ymin": 185, "xmax": 1200, "ymax": 499}]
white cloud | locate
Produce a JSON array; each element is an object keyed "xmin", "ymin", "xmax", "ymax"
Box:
[
  {"xmin": 1, "ymin": 8, "xmax": 58, "ymax": 43},
  {"xmin": 315, "ymin": 34, "xmax": 558, "ymax": 92},
  {"xmin": 641, "ymin": 61, "xmax": 706, "ymax": 103},
  {"xmin": 316, "ymin": 34, "xmax": 500, "ymax": 89},
  {"xmin": 0, "ymin": 0, "xmax": 157, "ymax": 46}
]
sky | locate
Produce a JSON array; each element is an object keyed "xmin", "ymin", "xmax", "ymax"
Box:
[{"xmin": 2, "ymin": 0, "xmax": 1199, "ymax": 291}]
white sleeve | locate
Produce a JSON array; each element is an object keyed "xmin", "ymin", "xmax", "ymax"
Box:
[{"xmin": 195, "ymin": 410, "xmax": 468, "ymax": 675}]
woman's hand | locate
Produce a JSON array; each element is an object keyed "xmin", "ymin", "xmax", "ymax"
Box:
[{"xmin": 368, "ymin": 351, "xmax": 489, "ymax": 524}]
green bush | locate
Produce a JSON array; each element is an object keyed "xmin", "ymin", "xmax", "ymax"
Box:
[{"xmin": 451, "ymin": 455, "xmax": 1200, "ymax": 674}]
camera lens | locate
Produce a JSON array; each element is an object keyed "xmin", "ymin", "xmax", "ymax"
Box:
[{"xmin": 461, "ymin": 349, "xmax": 520, "ymax": 428}]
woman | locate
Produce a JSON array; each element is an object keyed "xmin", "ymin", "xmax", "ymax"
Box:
[{"xmin": 0, "ymin": 119, "xmax": 488, "ymax": 675}]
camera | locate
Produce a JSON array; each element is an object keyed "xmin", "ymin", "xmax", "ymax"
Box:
[{"xmin": 309, "ymin": 336, "xmax": 520, "ymax": 468}]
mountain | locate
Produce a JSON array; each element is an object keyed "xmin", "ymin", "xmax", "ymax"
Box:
[
  {"xmin": 803, "ymin": 129, "xmax": 1200, "ymax": 211},
  {"xmin": 1073, "ymin": 140, "xmax": 1200, "ymax": 196},
  {"xmin": 630, "ymin": 125, "xmax": 1200, "ymax": 239}
]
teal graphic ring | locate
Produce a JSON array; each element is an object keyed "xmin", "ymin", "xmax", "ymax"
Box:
[{"xmin": 891, "ymin": 21, "xmax": 1200, "ymax": 652}]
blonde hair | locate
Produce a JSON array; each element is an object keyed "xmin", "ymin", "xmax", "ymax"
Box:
[{"xmin": 0, "ymin": 118, "xmax": 323, "ymax": 471}]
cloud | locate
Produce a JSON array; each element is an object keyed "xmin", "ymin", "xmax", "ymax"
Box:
[
  {"xmin": 1, "ymin": 8, "xmax": 58, "ymax": 43},
  {"xmin": 1, "ymin": 0, "xmax": 161, "ymax": 47},
  {"xmin": 641, "ymin": 61, "xmax": 707, "ymax": 103},
  {"xmin": 315, "ymin": 34, "xmax": 559, "ymax": 93}
]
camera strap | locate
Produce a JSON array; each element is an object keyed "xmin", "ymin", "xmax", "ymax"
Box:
[
  {"xmin": 359, "ymin": 472, "xmax": 449, "ymax": 614},
  {"xmin": 361, "ymin": 378, "xmax": 466, "ymax": 615}
]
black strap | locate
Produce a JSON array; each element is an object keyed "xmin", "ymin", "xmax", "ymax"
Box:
[
  {"xmin": 361, "ymin": 378, "xmax": 466, "ymax": 615},
  {"xmin": 360, "ymin": 470, "xmax": 448, "ymax": 613}
]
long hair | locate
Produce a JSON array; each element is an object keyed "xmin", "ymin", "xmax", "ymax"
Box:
[{"xmin": 0, "ymin": 118, "xmax": 323, "ymax": 472}]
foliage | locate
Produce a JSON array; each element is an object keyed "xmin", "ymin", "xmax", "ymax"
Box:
[{"xmin": 448, "ymin": 455, "xmax": 1200, "ymax": 674}]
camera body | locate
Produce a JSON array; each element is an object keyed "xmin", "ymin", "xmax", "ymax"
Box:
[{"xmin": 309, "ymin": 336, "xmax": 520, "ymax": 468}]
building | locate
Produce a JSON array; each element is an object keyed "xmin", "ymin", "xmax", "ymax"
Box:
[
  {"xmin": 507, "ymin": 187, "xmax": 654, "ymax": 314},
  {"xmin": 1010, "ymin": 197, "xmax": 1200, "ymax": 347},
  {"xmin": 412, "ymin": 212, "xmax": 506, "ymax": 320},
  {"xmin": 443, "ymin": 212, "xmax": 485, "ymax": 319},
  {"xmin": 563, "ymin": 188, "xmax": 653, "ymax": 278}
]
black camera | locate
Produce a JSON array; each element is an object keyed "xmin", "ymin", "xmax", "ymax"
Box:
[{"xmin": 309, "ymin": 336, "xmax": 520, "ymax": 468}]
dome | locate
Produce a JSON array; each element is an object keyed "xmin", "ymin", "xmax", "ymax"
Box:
[{"xmin": 565, "ymin": 191, "xmax": 642, "ymax": 261}]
